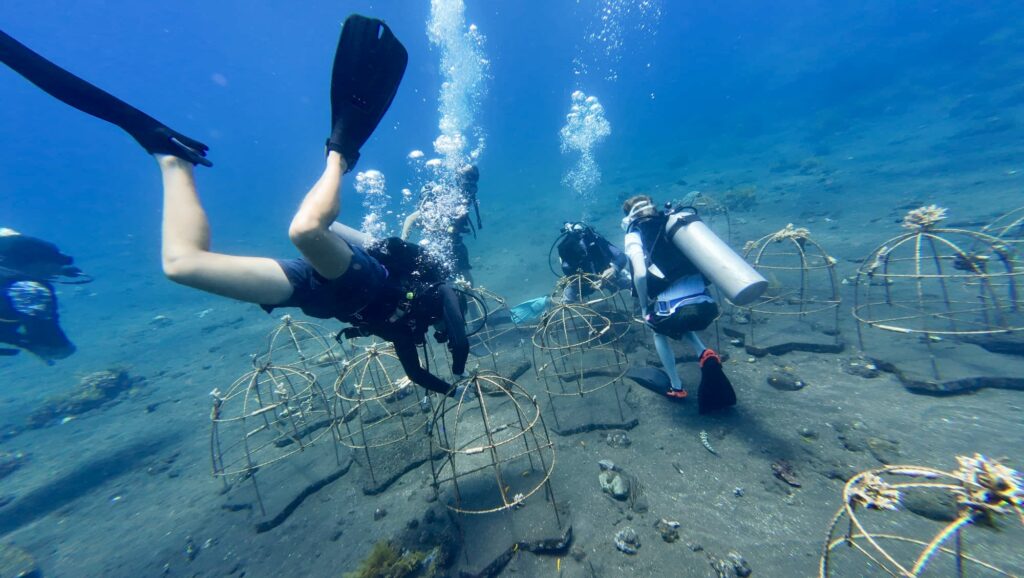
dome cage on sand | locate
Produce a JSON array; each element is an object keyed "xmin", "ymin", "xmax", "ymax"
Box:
[
  {"xmin": 981, "ymin": 205, "xmax": 1024, "ymax": 249},
  {"xmin": 531, "ymin": 301, "xmax": 636, "ymax": 435},
  {"xmin": 457, "ymin": 282, "xmax": 530, "ymax": 369},
  {"xmin": 255, "ymin": 314, "xmax": 348, "ymax": 386},
  {"xmin": 676, "ymin": 190, "xmax": 733, "ymax": 244},
  {"xmin": 553, "ymin": 271, "xmax": 634, "ymax": 337},
  {"xmin": 333, "ymin": 340, "xmax": 440, "ymax": 494},
  {"xmin": 210, "ymin": 359, "xmax": 344, "ymax": 520},
  {"xmin": 820, "ymin": 454, "xmax": 1024, "ymax": 578},
  {"xmin": 853, "ymin": 206, "xmax": 1024, "ymax": 393},
  {"xmin": 428, "ymin": 372, "xmax": 569, "ymax": 575},
  {"xmin": 726, "ymin": 223, "xmax": 842, "ymax": 356}
]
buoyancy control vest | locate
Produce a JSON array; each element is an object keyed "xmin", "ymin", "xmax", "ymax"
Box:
[
  {"xmin": 346, "ymin": 237, "xmax": 447, "ymax": 343},
  {"xmin": 628, "ymin": 213, "xmax": 704, "ymax": 299}
]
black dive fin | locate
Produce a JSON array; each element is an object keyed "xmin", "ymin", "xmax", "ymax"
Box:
[
  {"xmin": 0, "ymin": 30, "xmax": 211, "ymax": 166},
  {"xmin": 624, "ymin": 367, "xmax": 672, "ymax": 394},
  {"xmin": 697, "ymin": 355, "xmax": 737, "ymax": 414},
  {"xmin": 327, "ymin": 14, "xmax": 408, "ymax": 171}
]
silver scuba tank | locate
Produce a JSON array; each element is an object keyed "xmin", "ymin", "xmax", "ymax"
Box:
[{"xmin": 665, "ymin": 209, "xmax": 767, "ymax": 306}]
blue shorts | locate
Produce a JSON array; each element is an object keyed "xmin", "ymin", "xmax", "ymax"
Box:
[{"xmin": 262, "ymin": 246, "xmax": 387, "ymax": 321}]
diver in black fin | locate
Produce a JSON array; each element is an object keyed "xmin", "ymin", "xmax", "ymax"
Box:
[
  {"xmin": 621, "ymin": 194, "xmax": 758, "ymax": 413},
  {"xmin": 0, "ymin": 228, "xmax": 90, "ymax": 363},
  {"xmin": 3, "ymin": 16, "xmax": 462, "ymax": 395},
  {"xmin": 0, "ymin": 30, "xmax": 211, "ymax": 166},
  {"xmin": 327, "ymin": 14, "xmax": 408, "ymax": 173}
]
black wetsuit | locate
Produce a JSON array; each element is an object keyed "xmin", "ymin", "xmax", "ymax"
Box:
[
  {"xmin": 449, "ymin": 214, "xmax": 474, "ymax": 283},
  {"xmin": 351, "ymin": 281, "xmax": 469, "ymax": 395},
  {"xmin": 0, "ymin": 233, "xmax": 82, "ymax": 360},
  {"xmin": 558, "ymin": 229, "xmax": 627, "ymax": 276},
  {"xmin": 264, "ymin": 238, "xmax": 469, "ymax": 395}
]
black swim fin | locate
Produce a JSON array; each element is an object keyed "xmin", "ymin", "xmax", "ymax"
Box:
[
  {"xmin": 327, "ymin": 15, "xmax": 408, "ymax": 172},
  {"xmin": 0, "ymin": 30, "xmax": 211, "ymax": 166},
  {"xmin": 697, "ymin": 349, "xmax": 736, "ymax": 414},
  {"xmin": 624, "ymin": 366, "xmax": 672, "ymax": 393}
]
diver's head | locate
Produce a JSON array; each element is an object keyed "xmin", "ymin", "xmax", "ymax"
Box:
[
  {"xmin": 562, "ymin": 222, "xmax": 588, "ymax": 236},
  {"xmin": 621, "ymin": 195, "xmax": 657, "ymax": 231},
  {"xmin": 459, "ymin": 164, "xmax": 480, "ymax": 184}
]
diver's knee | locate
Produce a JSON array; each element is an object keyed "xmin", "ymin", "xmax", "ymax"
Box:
[{"xmin": 288, "ymin": 217, "xmax": 324, "ymax": 249}]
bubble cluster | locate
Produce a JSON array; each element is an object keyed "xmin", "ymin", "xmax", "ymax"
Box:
[
  {"xmin": 353, "ymin": 170, "xmax": 390, "ymax": 247},
  {"xmin": 560, "ymin": 90, "xmax": 611, "ymax": 203},
  {"xmin": 574, "ymin": 0, "xmax": 662, "ymax": 82},
  {"xmin": 418, "ymin": 0, "xmax": 490, "ymax": 270}
]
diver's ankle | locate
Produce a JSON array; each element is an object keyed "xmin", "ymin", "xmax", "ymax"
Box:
[
  {"xmin": 155, "ymin": 154, "xmax": 193, "ymax": 172},
  {"xmin": 326, "ymin": 151, "xmax": 346, "ymax": 171}
]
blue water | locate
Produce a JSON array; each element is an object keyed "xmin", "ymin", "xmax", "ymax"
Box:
[{"xmin": 2, "ymin": 1, "xmax": 1023, "ymax": 575}]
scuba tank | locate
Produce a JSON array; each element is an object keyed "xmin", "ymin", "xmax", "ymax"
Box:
[{"xmin": 664, "ymin": 208, "xmax": 767, "ymax": 306}]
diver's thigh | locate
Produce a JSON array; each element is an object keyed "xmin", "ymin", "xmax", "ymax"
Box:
[{"xmin": 175, "ymin": 254, "xmax": 294, "ymax": 305}]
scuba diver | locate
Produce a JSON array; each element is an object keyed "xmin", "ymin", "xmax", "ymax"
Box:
[
  {"xmin": 401, "ymin": 164, "xmax": 481, "ymax": 285},
  {"xmin": 621, "ymin": 195, "xmax": 767, "ymax": 413},
  {"xmin": 555, "ymin": 221, "xmax": 631, "ymax": 302},
  {"xmin": 0, "ymin": 16, "xmax": 469, "ymax": 395},
  {"xmin": 0, "ymin": 228, "xmax": 88, "ymax": 362}
]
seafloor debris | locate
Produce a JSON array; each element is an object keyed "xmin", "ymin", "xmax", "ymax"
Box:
[
  {"xmin": 605, "ymin": 431, "xmax": 632, "ymax": 448},
  {"xmin": 613, "ymin": 527, "xmax": 641, "ymax": 555},
  {"xmin": 0, "ymin": 543, "xmax": 41, "ymax": 578},
  {"xmin": 598, "ymin": 468, "xmax": 630, "ymax": 501},
  {"xmin": 343, "ymin": 539, "xmax": 434, "ymax": 578},
  {"xmin": 699, "ymin": 431, "xmax": 718, "ymax": 455},
  {"xmin": 771, "ymin": 459, "xmax": 801, "ymax": 487},
  {"xmin": 654, "ymin": 519, "xmax": 680, "ymax": 543},
  {"xmin": 27, "ymin": 368, "xmax": 144, "ymax": 429},
  {"xmin": 0, "ymin": 451, "xmax": 27, "ymax": 481},
  {"xmin": 728, "ymin": 551, "xmax": 753, "ymax": 577}
]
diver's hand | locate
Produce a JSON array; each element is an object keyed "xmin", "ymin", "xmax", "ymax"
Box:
[{"xmin": 140, "ymin": 124, "xmax": 212, "ymax": 167}]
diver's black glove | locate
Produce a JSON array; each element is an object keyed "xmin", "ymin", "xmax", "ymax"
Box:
[{"xmin": 326, "ymin": 14, "xmax": 408, "ymax": 172}]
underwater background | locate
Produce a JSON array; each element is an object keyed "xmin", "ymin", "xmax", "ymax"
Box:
[{"xmin": 2, "ymin": 1, "xmax": 1023, "ymax": 576}]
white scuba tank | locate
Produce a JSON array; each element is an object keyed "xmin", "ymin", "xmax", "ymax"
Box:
[{"xmin": 665, "ymin": 210, "xmax": 767, "ymax": 306}]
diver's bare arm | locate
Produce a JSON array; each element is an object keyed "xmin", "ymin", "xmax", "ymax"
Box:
[
  {"xmin": 157, "ymin": 155, "xmax": 292, "ymax": 304},
  {"xmin": 400, "ymin": 210, "xmax": 421, "ymax": 241},
  {"xmin": 627, "ymin": 251, "xmax": 649, "ymax": 316},
  {"xmin": 288, "ymin": 151, "xmax": 354, "ymax": 279}
]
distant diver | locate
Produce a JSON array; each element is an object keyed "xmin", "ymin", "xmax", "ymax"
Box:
[
  {"xmin": 0, "ymin": 228, "xmax": 90, "ymax": 363},
  {"xmin": 401, "ymin": 164, "xmax": 481, "ymax": 286},
  {"xmin": 621, "ymin": 195, "xmax": 766, "ymax": 413},
  {"xmin": 1, "ymin": 16, "xmax": 471, "ymax": 395},
  {"xmin": 554, "ymin": 221, "xmax": 631, "ymax": 302}
]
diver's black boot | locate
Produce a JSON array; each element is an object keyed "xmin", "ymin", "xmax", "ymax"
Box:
[{"xmin": 697, "ymin": 349, "xmax": 736, "ymax": 414}]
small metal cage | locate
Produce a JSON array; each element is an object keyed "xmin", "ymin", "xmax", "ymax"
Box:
[
  {"xmin": 982, "ymin": 205, "xmax": 1024, "ymax": 248},
  {"xmin": 854, "ymin": 206, "xmax": 1023, "ymax": 341},
  {"xmin": 210, "ymin": 361, "xmax": 339, "ymax": 513},
  {"xmin": 429, "ymin": 371, "xmax": 560, "ymax": 523},
  {"xmin": 820, "ymin": 454, "xmax": 1024, "ymax": 577},
  {"xmin": 256, "ymin": 315, "xmax": 347, "ymax": 381},
  {"xmin": 333, "ymin": 342, "xmax": 429, "ymax": 450},
  {"xmin": 737, "ymin": 224, "xmax": 841, "ymax": 350}
]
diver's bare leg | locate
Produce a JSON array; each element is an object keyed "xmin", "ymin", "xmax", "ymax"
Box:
[
  {"xmin": 653, "ymin": 332, "xmax": 684, "ymax": 391},
  {"xmin": 684, "ymin": 331, "xmax": 707, "ymax": 356},
  {"xmin": 288, "ymin": 152, "xmax": 354, "ymax": 279},
  {"xmin": 158, "ymin": 155, "xmax": 293, "ymax": 304}
]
